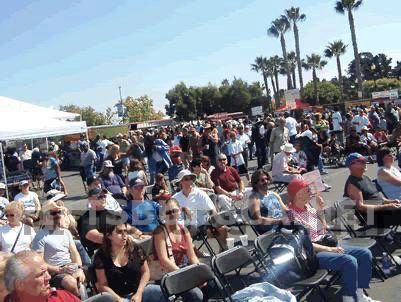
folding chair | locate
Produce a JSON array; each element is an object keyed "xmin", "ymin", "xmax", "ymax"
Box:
[
  {"xmin": 160, "ymin": 263, "xmax": 227, "ymax": 302},
  {"xmin": 254, "ymin": 231, "xmax": 329, "ymax": 301},
  {"xmin": 211, "ymin": 246, "xmax": 263, "ymax": 299},
  {"xmin": 239, "ymin": 206, "xmax": 260, "ymax": 237},
  {"xmin": 144, "ymin": 185, "xmax": 154, "ymax": 200},
  {"xmin": 137, "ymin": 237, "xmax": 153, "ymax": 257},
  {"xmin": 271, "ymin": 181, "xmax": 287, "ymax": 193}
]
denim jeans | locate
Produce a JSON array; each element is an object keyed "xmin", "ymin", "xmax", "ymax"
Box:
[
  {"xmin": 122, "ymin": 284, "xmax": 166, "ymax": 302},
  {"xmin": 74, "ymin": 240, "xmax": 92, "ymax": 266},
  {"xmin": 316, "ymin": 246, "xmax": 372, "ymax": 296},
  {"xmin": 317, "ymin": 155, "xmax": 325, "ymax": 173}
]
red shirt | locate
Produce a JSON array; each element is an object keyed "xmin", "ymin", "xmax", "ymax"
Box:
[
  {"xmin": 211, "ymin": 166, "xmax": 241, "ymax": 192},
  {"xmin": 6, "ymin": 289, "xmax": 81, "ymax": 302},
  {"xmin": 288, "ymin": 204, "xmax": 326, "ymax": 242}
]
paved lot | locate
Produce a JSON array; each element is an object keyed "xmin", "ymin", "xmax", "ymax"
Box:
[{"xmin": 60, "ymin": 160, "xmax": 401, "ymax": 302}]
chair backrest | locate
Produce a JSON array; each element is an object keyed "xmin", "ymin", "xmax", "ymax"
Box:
[
  {"xmin": 144, "ymin": 185, "xmax": 154, "ymax": 200},
  {"xmin": 137, "ymin": 237, "xmax": 152, "ymax": 257},
  {"xmin": 334, "ymin": 198, "xmax": 361, "ymax": 232},
  {"xmin": 161, "ymin": 263, "xmax": 221, "ymax": 298},
  {"xmin": 372, "ymin": 179, "xmax": 388, "ymax": 198},
  {"xmin": 212, "ymin": 246, "xmax": 253, "ymax": 276},
  {"xmin": 254, "ymin": 230, "xmax": 276, "ymax": 254},
  {"xmin": 209, "ymin": 210, "xmax": 237, "ymax": 228}
]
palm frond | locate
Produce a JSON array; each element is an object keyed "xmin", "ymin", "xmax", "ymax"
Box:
[{"xmin": 335, "ymin": 1, "xmax": 345, "ymax": 14}]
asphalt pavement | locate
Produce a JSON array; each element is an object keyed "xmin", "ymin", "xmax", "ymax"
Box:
[{"xmin": 60, "ymin": 159, "xmax": 401, "ymax": 302}]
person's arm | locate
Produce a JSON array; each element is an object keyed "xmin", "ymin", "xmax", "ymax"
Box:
[
  {"xmin": 248, "ymin": 195, "xmax": 285, "ymax": 225},
  {"xmin": 68, "ymin": 232, "xmax": 86, "ymax": 283},
  {"xmin": 96, "ymin": 268, "xmax": 123, "ymax": 302},
  {"xmin": 205, "ymin": 171, "xmax": 214, "ymax": 190},
  {"xmin": 153, "ymin": 229, "xmax": 180, "ymax": 272},
  {"xmin": 132, "ymin": 260, "xmax": 151, "ymax": 302},
  {"xmin": 86, "ymin": 229, "xmax": 104, "ymax": 244},
  {"xmin": 346, "ymin": 183, "xmax": 397, "ymax": 212},
  {"xmin": 184, "ymin": 228, "xmax": 199, "ymax": 265},
  {"xmin": 312, "ymin": 242, "xmax": 344, "ymax": 253},
  {"xmin": 378, "ymin": 169, "xmax": 401, "ymax": 186},
  {"xmin": 55, "ymin": 162, "xmax": 68, "ymax": 195},
  {"xmin": 143, "ymin": 171, "xmax": 149, "ymax": 186},
  {"xmin": 269, "ymin": 129, "xmax": 275, "ymax": 147}
]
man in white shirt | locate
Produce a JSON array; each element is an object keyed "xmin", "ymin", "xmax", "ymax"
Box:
[
  {"xmin": 332, "ymin": 107, "xmax": 344, "ymax": 144},
  {"xmin": 19, "ymin": 144, "xmax": 32, "ymax": 163},
  {"xmin": 284, "ymin": 112, "xmax": 298, "ymax": 144},
  {"xmin": 271, "ymin": 144, "xmax": 302, "ymax": 183},
  {"xmin": 14, "ymin": 180, "xmax": 41, "ymax": 222},
  {"xmin": 227, "ymin": 132, "xmax": 249, "ymax": 180},
  {"xmin": 237, "ymin": 126, "xmax": 251, "ymax": 168},
  {"xmin": 173, "ymin": 170, "xmax": 228, "ymax": 251},
  {"xmin": 352, "ymin": 110, "xmax": 370, "ymax": 133},
  {"xmin": 0, "ymin": 183, "xmax": 9, "ymax": 223}
]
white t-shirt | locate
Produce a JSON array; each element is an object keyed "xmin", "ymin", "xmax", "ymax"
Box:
[
  {"xmin": 332, "ymin": 111, "xmax": 343, "ymax": 131},
  {"xmin": 272, "ymin": 152, "xmax": 290, "ymax": 177},
  {"xmin": 14, "ymin": 191, "xmax": 39, "ymax": 213},
  {"xmin": 0, "ymin": 197, "xmax": 9, "ymax": 219},
  {"xmin": 237, "ymin": 133, "xmax": 250, "ymax": 149},
  {"xmin": 0, "ymin": 224, "xmax": 35, "ymax": 253},
  {"xmin": 285, "ymin": 117, "xmax": 298, "ymax": 137},
  {"xmin": 352, "ymin": 115, "xmax": 369, "ymax": 133},
  {"xmin": 19, "ymin": 150, "xmax": 32, "ymax": 161},
  {"xmin": 173, "ymin": 188, "xmax": 215, "ymax": 226},
  {"xmin": 227, "ymin": 141, "xmax": 245, "ymax": 166},
  {"xmin": 32, "ymin": 228, "xmax": 74, "ymax": 267},
  {"xmin": 300, "ymin": 130, "xmax": 313, "ymax": 140}
]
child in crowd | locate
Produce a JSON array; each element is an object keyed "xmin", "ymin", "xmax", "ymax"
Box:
[
  {"xmin": 127, "ymin": 159, "xmax": 148, "ymax": 186},
  {"xmin": 152, "ymin": 173, "xmax": 171, "ymax": 204}
]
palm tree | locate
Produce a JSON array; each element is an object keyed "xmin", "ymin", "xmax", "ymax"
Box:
[
  {"xmin": 335, "ymin": 0, "xmax": 363, "ymax": 98},
  {"xmin": 287, "ymin": 51, "xmax": 297, "ymax": 89},
  {"xmin": 285, "ymin": 7, "xmax": 306, "ymax": 94},
  {"xmin": 267, "ymin": 17, "xmax": 292, "ymax": 90},
  {"xmin": 267, "ymin": 56, "xmax": 282, "ymax": 106},
  {"xmin": 303, "ymin": 54, "xmax": 328, "ymax": 104},
  {"xmin": 251, "ymin": 56, "xmax": 271, "ymax": 98},
  {"xmin": 324, "ymin": 40, "xmax": 348, "ymax": 101}
]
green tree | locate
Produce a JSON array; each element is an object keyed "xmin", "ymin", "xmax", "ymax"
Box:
[
  {"xmin": 124, "ymin": 95, "xmax": 164, "ymax": 123},
  {"xmin": 303, "ymin": 54, "xmax": 328, "ymax": 105},
  {"xmin": 304, "ymin": 80, "xmax": 341, "ymax": 105},
  {"xmin": 220, "ymin": 78, "xmax": 252, "ymax": 114},
  {"xmin": 267, "ymin": 56, "xmax": 283, "ymax": 106},
  {"xmin": 284, "ymin": 6, "xmax": 306, "ymax": 94},
  {"xmin": 335, "ymin": 0, "xmax": 363, "ymax": 98},
  {"xmin": 393, "ymin": 61, "xmax": 401, "ymax": 80},
  {"xmin": 324, "ymin": 40, "xmax": 348, "ymax": 101},
  {"xmin": 165, "ymin": 82, "xmax": 197, "ymax": 121},
  {"xmin": 59, "ymin": 104, "xmax": 108, "ymax": 126},
  {"xmin": 251, "ymin": 56, "xmax": 271, "ymax": 98},
  {"xmin": 363, "ymin": 78, "xmax": 401, "ymax": 97},
  {"xmin": 267, "ymin": 17, "xmax": 292, "ymax": 90},
  {"xmin": 286, "ymin": 51, "xmax": 298, "ymax": 89}
]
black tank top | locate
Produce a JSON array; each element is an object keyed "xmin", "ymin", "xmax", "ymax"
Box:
[{"xmin": 344, "ymin": 175, "xmax": 383, "ymax": 200}]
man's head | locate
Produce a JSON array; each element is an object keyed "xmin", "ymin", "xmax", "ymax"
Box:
[
  {"xmin": 41, "ymin": 201, "xmax": 63, "ymax": 227},
  {"xmin": 128, "ymin": 178, "xmax": 145, "ymax": 200},
  {"xmin": 346, "ymin": 153, "xmax": 368, "ymax": 177},
  {"xmin": 238, "ymin": 126, "xmax": 244, "ymax": 134},
  {"xmin": 4, "ymin": 251, "xmax": 51, "ymax": 298},
  {"xmin": 175, "ymin": 170, "xmax": 196, "ymax": 191},
  {"xmin": 288, "ymin": 179, "xmax": 311, "ymax": 206},
  {"xmin": 88, "ymin": 188, "xmax": 107, "ymax": 210},
  {"xmin": 19, "ymin": 181, "xmax": 30, "ymax": 193},
  {"xmin": 251, "ymin": 169, "xmax": 272, "ymax": 192},
  {"xmin": 278, "ymin": 118, "xmax": 286, "ymax": 128},
  {"xmin": 216, "ymin": 154, "xmax": 228, "ymax": 170},
  {"xmin": 21, "ymin": 144, "xmax": 28, "ymax": 151},
  {"xmin": 80, "ymin": 141, "xmax": 89, "ymax": 152},
  {"xmin": 87, "ymin": 176, "xmax": 101, "ymax": 191},
  {"xmin": 101, "ymin": 160, "xmax": 114, "ymax": 177},
  {"xmin": 229, "ymin": 131, "xmax": 237, "ymax": 142}
]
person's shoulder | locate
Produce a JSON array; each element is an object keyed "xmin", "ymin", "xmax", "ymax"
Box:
[
  {"xmin": 249, "ymin": 191, "xmax": 263, "ymax": 201},
  {"xmin": 0, "ymin": 224, "xmax": 10, "ymax": 232},
  {"xmin": 14, "ymin": 193, "xmax": 23, "ymax": 200},
  {"xmin": 29, "ymin": 191, "xmax": 39, "ymax": 198},
  {"xmin": 172, "ymin": 190, "xmax": 184, "ymax": 200},
  {"xmin": 193, "ymin": 187, "xmax": 208, "ymax": 198},
  {"xmin": 49, "ymin": 289, "xmax": 80, "ymax": 301}
]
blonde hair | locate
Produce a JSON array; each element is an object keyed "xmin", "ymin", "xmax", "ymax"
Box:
[
  {"xmin": 5, "ymin": 202, "xmax": 24, "ymax": 217},
  {"xmin": 110, "ymin": 144, "xmax": 120, "ymax": 155}
]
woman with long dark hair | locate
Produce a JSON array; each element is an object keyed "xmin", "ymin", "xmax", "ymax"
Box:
[{"xmin": 94, "ymin": 223, "xmax": 164, "ymax": 302}]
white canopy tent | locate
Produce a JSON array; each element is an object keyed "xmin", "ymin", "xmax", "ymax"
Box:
[
  {"xmin": 0, "ymin": 113, "xmax": 88, "ymax": 197},
  {"xmin": 0, "ymin": 96, "xmax": 80, "ymax": 121}
]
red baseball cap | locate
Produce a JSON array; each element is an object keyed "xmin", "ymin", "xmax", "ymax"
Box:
[{"xmin": 288, "ymin": 178, "xmax": 309, "ymax": 198}]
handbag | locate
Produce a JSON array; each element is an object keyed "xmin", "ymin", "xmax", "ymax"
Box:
[
  {"xmin": 10, "ymin": 225, "xmax": 23, "ymax": 254},
  {"xmin": 149, "ymin": 225, "xmax": 176, "ymax": 281},
  {"xmin": 314, "ymin": 231, "xmax": 338, "ymax": 247},
  {"xmin": 262, "ymin": 224, "xmax": 318, "ymax": 289}
]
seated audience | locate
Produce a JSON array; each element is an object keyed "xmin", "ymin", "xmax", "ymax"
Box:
[
  {"xmin": 94, "ymin": 223, "xmax": 164, "ymax": 302},
  {"xmin": 346, "ymin": 127, "xmax": 369, "ymax": 156},
  {"xmin": 87, "ymin": 176, "xmax": 122, "ymax": 213},
  {"xmin": 98, "ymin": 160, "xmax": 127, "ymax": 199},
  {"xmin": 248, "ymin": 170, "xmax": 289, "ymax": 234},
  {"xmin": 173, "ymin": 170, "xmax": 228, "ymax": 252},
  {"xmin": 32, "ymin": 201, "xmax": 85, "ymax": 298},
  {"xmin": 0, "ymin": 202, "xmax": 35, "ymax": 253},
  {"xmin": 210, "ymin": 154, "xmax": 244, "ymax": 211},
  {"xmin": 190, "ymin": 159, "xmax": 216, "ymax": 203},
  {"xmin": 151, "ymin": 173, "xmax": 171, "ymax": 203},
  {"xmin": 200, "ymin": 155, "xmax": 214, "ymax": 175},
  {"xmin": 292, "ymin": 141, "xmax": 308, "ymax": 170},
  {"xmin": 344, "ymin": 153, "xmax": 401, "ymax": 228},
  {"xmin": 376, "ymin": 148, "xmax": 401, "ymax": 200},
  {"xmin": 271, "ymin": 143, "xmax": 302, "ymax": 183},
  {"xmin": 127, "ymin": 159, "xmax": 148, "ymax": 186},
  {"xmin": 124, "ymin": 178, "xmax": 161, "ymax": 234},
  {"xmin": 151, "ymin": 199, "xmax": 203, "ymax": 301},
  {"xmin": 288, "ymin": 179, "xmax": 379, "ymax": 302},
  {"xmin": 14, "ymin": 180, "xmax": 41, "ymax": 225},
  {"xmin": 0, "ymin": 252, "xmax": 11, "ymax": 301},
  {"xmin": 0, "ymin": 183, "xmax": 9, "ymax": 225}
]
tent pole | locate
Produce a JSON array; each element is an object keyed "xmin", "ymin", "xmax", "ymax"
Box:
[
  {"xmin": 0, "ymin": 144, "xmax": 9, "ymax": 199},
  {"xmin": 30, "ymin": 139, "xmax": 34, "ymax": 149},
  {"xmin": 46, "ymin": 137, "xmax": 49, "ymax": 152}
]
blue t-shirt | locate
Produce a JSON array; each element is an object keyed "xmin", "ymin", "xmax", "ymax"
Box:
[
  {"xmin": 255, "ymin": 191, "xmax": 284, "ymax": 234},
  {"xmin": 43, "ymin": 157, "xmax": 58, "ymax": 181},
  {"xmin": 123, "ymin": 198, "xmax": 160, "ymax": 233}
]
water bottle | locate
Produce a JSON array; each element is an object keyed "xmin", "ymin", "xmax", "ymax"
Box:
[{"xmin": 382, "ymin": 252, "xmax": 391, "ymax": 276}]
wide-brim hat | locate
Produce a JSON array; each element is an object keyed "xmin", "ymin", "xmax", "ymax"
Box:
[
  {"xmin": 173, "ymin": 170, "xmax": 196, "ymax": 185},
  {"xmin": 46, "ymin": 190, "xmax": 66, "ymax": 203},
  {"xmin": 41, "ymin": 201, "xmax": 63, "ymax": 214},
  {"xmin": 281, "ymin": 143, "xmax": 296, "ymax": 153}
]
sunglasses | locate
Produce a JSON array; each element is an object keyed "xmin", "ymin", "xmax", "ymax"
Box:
[
  {"xmin": 5, "ymin": 213, "xmax": 15, "ymax": 218},
  {"xmin": 165, "ymin": 208, "xmax": 179, "ymax": 216},
  {"xmin": 50, "ymin": 211, "xmax": 62, "ymax": 216},
  {"xmin": 96, "ymin": 194, "xmax": 106, "ymax": 200}
]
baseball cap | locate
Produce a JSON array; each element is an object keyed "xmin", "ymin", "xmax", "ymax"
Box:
[
  {"xmin": 288, "ymin": 179, "xmax": 309, "ymax": 199},
  {"xmin": 19, "ymin": 180, "xmax": 29, "ymax": 186},
  {"xmin": 102, "ymin": 160, "xmax": 114, "ymax": 168},
  {"xmin": 0, "ymin": 183, "xmax": 5, "ymax": 190},
  {"xmin": 129, "ymin": 178, "xmax": 145, "ymax": 188},
  {"xmin": 41, "ymin": 201, "xmax": 63, "ymax": 214},
  {"xmin": 88, "ymin": 187, "xmax": 103, "ymax": 197},
  {"xmin": 345, "ymin": 153, "xmax": 368, "ymax": 167}
]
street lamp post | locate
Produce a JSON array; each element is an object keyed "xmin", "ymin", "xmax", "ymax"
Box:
[{"xmin": 115, "ymin": 86, "xmax": 125, "ymax": 122}]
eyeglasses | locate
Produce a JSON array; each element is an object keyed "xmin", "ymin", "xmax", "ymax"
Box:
[
  {"xmin": 96, "ymin": 194, "xmax": 106, "ymax": 200},
  {"xmin": 116, "ymin": 229, "xmax": 128, "ymax": 235},
  {"xmin": 5, "ymin": 213, "xmax": 14, "ymax": 218},
  {"xmin": 50, "ymin": 211, "xmax": 62, "ymax": 216},
  {"xmin": 165, "ymin": 208, "xmax": 179, "ymax": 216},
  {"xmin": 182, "ymin": 177, "xmax": 193, "ymax": 182}
]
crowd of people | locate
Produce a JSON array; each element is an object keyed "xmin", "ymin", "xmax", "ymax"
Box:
[{"xmin": 1, "ymin": 101, "xmax": 401, "ymax": 301}]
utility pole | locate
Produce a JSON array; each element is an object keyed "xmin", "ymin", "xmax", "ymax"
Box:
[
  {"xmin": 116, "ymin": 86, "xmax": 125, "ymax": 121},
  {"xmin": 118, "ymin": 86, "xmax": 123, "ymax": 103}
]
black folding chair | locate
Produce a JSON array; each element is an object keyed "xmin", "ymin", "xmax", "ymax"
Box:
[
  {"xmin": 271, "ymin": 181, "xmax": 287, "ymax": 193},
  {"xmin": 160, "ymin": 263, "xmax": 227, "ymax": 301},
  {"xmin": 254, "ymin": 231, "xmax": 329, "ymax": 301},
  {"xmin": 144, "ymin": 185, "xmax": 154, "ymax": 200},
  {"xmin": 211, "ymin": 246, "xmax": 263, "ymax": 300},
  {"xmin": 137, "ymin": 237, "xmax": 153, "ymax": 257}
]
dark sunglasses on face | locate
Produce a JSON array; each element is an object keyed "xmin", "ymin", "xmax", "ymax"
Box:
[
  {"xmin": 166, "ymin": 208, "xmax": 179, "ymax": 216},
  {"xmin": 96, "ymin": 194, "xmax": 106, "ymax": 200},
  {"xmin": 50, "ymin": 211, "xmax": 62, "ymax": 216},
  {"xmin": 5, "ymin": 213, "xmax": 14, "ymax": 218}
]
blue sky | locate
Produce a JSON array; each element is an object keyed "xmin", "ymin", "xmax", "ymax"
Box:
[{"xmin": 1, "ymin": 0, "xmax": 401, "ymax": 113}]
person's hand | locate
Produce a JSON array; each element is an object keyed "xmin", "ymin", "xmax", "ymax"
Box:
[
  {"xmin": 182, "ymin": 207, "xmax": 192, "ymax": 219},
  {"xmin": 316, "ymin": 195, "xmax": 325, "ymax": 210},
  {"xmin": 387, "ymin": 203, "xmax": 401, "ymax": 209},
  {"xmin": 139, "ymin": 234, "xmax": 151, "ymax": 240},
  {"xmin": 330, "ymin": 246, "xmax": 344, "ymax": 254},
  {"xmin": 75, "ymin": 269, "xmax": 86, "ymax": 283},
  {"xmin": 238, "ymin": 192, "xmax": 244, "ymax": 200},
  {"xmin": 131, "ymin": 293, "xmax": 142, "ymax": 302}
]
